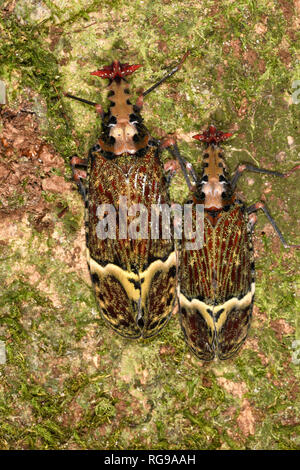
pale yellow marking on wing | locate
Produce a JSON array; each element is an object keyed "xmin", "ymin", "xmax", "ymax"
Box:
[
  {"xmin": 179, "ymin": 294, "xmax": 215, "ymax": 332},
  {"xmin": 179, "ymin": 281, "xmax": 255, "ymax": 335},
  {"xmin": 86, "ymin": 248, "xmax": 140, "ymax": 302},
  {"xmin": 87, "ymin": 248, "xmax": 177, "ymax": 308},
  {"xmin": 140, "ymin": 251, "xmax": 177, "ymax": 308},
  {"xmin": 214, "ymin": 282, "xmax": 255, "ymax": 333}
]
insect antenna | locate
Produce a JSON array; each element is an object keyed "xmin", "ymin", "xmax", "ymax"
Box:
[
  {"xmin": 142, "ymin": 51, "xmax": 190, "ymax": 98},
  {"xmin": 63, "ymin": 92, "xmax": 97, "ymax": 107}
]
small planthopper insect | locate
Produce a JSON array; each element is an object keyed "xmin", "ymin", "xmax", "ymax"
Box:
[
  {"xmin": 65, "ymin": 54, "xmax": 189, "ymax": 339},
  {"xmin": 166, "ymin": 125, "xmax": 300, "ymax": 361}
]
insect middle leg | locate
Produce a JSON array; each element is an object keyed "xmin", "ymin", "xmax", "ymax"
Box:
[
  {"xmin": 70, "ymin": 155, "xmax": 88, "ymax": 200},
  {"xmin": 231, "ymin": 163, "xmax": 300, "ymax": 190}
]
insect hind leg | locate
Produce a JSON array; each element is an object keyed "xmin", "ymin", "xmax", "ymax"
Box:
[{"xmin": 247, "ymin": 201, "xmax": 300, "ymax": 249}]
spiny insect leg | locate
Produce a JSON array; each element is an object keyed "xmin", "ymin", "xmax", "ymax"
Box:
[
  {"xmin": 177, "ymin": 152, "xmax": 197, "ymax": 183},
  {"xmin": 231, "ymin": 163, "xmax": 300, "ymax": 190},
  {"xmin": 71, "ymin": 156, "xmax": 88, "ymax": 200},
  {"xmin": 135, "ymin": 94, "xmax": 144, "ymax": 110},
  {"xmin": 163, "ymin": 141, "xmax": 197, "ymax": 191},
  {"xmin": 231, "ymin": 164, "xmax": 285, "ymax": 190},
  {"xmin": 283, "ymin": 164, "xmax": 300, "ymax": 178},
  {"xmin": 247, "ymin": 202, "xmax": 300, "ymax": 249},
  {"xmin": 70, "ymin": 156, "xmax": 88, "ymax": 167}
]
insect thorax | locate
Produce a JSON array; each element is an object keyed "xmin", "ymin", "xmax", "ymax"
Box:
[
  {"xmin": 192, "ymin": 144, "xmax": 234, "ymax": 227},
  {"xmin": 98, "ymin": 77, "xmax": 149, "ymax": 156}
]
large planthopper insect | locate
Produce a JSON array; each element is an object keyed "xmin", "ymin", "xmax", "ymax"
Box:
[
  {"xmin": 166, "ymin": 125, "xmax": 300, "ymax": 361},
  {"xmin": 65, "ymin": 54, "xmax": 189, "ymax": 339}
]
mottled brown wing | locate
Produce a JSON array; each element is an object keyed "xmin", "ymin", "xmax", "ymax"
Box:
[
  {"xmin": 180, "ymin": 226, "xmax": 214, "ymax": 303},
  {"xmin": 178, "ymin": 203, "xmax": 254, "ymax": 360},
  {"xmin": 178, "ymin": 217, "xmax": 216, "ymax": 360},
  {"xmin": 140, "ymin": 252, "xmax": 177, "ymax": 338},
  {"xmin": 126, "ymin": 148, "xmax": 177, "ymax": 338},
  {"xmin": 213, "ymin": 205, "xmax": 254, "ymax": 304},
  {"xmin": 87, "ymin": 147, "xmax": 176, "ymax": 338},
  {"xmin": 87, "ymin": 150, "xmax": 142, "ymax": 337},
  {"xmin": 87, "ymin": 151, "xmax": 138, "ymax": 271},
  {"xmin": 179, "ymin": 298, "xmax": 216, "ymax": 361},
  {"xmin": 213, "ymin": 205, "xmax": 255, "ymax": 359},
  {"xmin": 215, "ymin": 304, "xmax": 254, "ymax": 360},
  {"xmin": 88, "ymin": 258, "xmax": 141, "ymax": 338}
]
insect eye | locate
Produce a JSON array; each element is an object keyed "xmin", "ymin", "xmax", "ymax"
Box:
[
  {"xmin": 108, "ymin": 116, "xmax": 117, "ymax": 127},
  {"xmin": 129, "ymin": 113, "xmax": 139, "ymax": 124}
]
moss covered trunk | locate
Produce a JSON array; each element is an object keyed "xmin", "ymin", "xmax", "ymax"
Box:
[{"xmin": 0, "ymin": 0, "xmax": 299, "ymax": 450}]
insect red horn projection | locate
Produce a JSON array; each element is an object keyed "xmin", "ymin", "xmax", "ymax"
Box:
[
  {"xmin": 166, "ymin": 125, "xmax": 300, "ymax": 361},
  {"xmin": 65, "ymin": 53, "xmax": 189, "ymax": 340},
  {"xmin": 193, "ymin": 125, "xmax": 233, "ymax": 144},
  {"xmin": 90, "ymin": 61, "xmax": 142, "ymax": 80}
]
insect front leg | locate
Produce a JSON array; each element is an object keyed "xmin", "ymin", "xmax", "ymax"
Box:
[
  {"xmin": 162, "ymin": 138, "xmax": 197, "ymax": 192},
  {"xmin": 71, "ymin": 156, "xmax": 88, "ymax": 167},
  {"xmin": 135, "ymin": 93, "xmax": 144, "ymax": 110}
]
